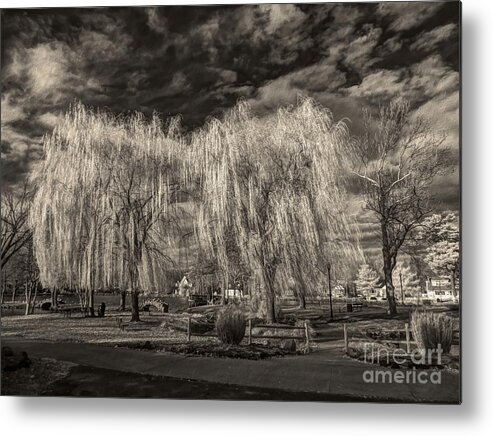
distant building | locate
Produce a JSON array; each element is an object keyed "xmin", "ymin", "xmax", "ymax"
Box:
[
  {"xmin": 333, "ymin": 285, "xmax": 346, "ymax": 298},
  {"xmin": 176, "ymin": 276, "xmax": 192, "ymax": 296},
  {"xmin": 424, "ymin": 277, "xmax": 457, "ymax": 302},
  {"xmin": 367, "ymin": 286, "xmax": 387, "ymax": 300}
]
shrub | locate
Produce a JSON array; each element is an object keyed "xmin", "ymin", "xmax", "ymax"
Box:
[
  {"xmin": 411, "ymin": 310, "xmax": 454, "ymax": 353},
  {"xmin": 216, "ymin": 305, "xmax": 246, "ymax": 345}
]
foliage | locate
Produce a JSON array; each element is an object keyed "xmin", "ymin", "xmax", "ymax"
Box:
[
  {"xmin": 392, "ymin": 260, "xmax": 420, "ymax": 300},
  {"xmin": 215, "ymin": 304, "xmax": 246, "ymax": 345},
  {"xmin": 419, "ymin": 213, "xmax": 459, "ymax": 244},
  {"xmin": 188, "ymin": 98, "xmax": 363, "ymax": 321},
  {"xmin": 420, "ymin": 213, "xmax": 460, "ymax": 295},
  {"xmin": 424, "ymin": 241, "xmax": 459, "ymax": 280},
  {"xmin": 355, "ymin": 264, "xmax": 380, "ymax": 296},
  {"xmin": 411, "ymin": 310, "xmax": 454, "ymax": 353},
  {"xmin": 29, "ymin": 103, "xmax": 184, "ymax": 320}
]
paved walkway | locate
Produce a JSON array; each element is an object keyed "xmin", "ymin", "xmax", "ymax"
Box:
[{"xmin": 2, "ymin": 339, "xmax": 460, "ymax": 403}]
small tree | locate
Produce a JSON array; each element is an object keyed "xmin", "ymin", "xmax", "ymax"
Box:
[
  {"xmin": 425, "ymin": 241, "xmax": 459, "ymax": 298},
  {"xmin": 418, "ymin": 213, "xmax": 460, "ymax": 298},
  {"xmin": 355, "ymin": 264, "xmax": 380, "ymax": 297},
  {"xmin": 352, "ymin": 99, "xmax": 449, "ymax": 315},
  {"xmin": 1, "ymin": 182, "xmax": 32, "ymax": 269},
  {"xmin": 393, "ymin": 260, "xmax": 420, "ymax": 303}
]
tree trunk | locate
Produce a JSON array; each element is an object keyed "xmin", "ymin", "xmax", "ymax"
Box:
[
  {"xmin": 12, "ymin": 286, "xmax": 16, "ymax": 303},
  {"xmin": 381, "ymin": 223, "xmax": 397, "ymax": 315},
  {"xmin": 25, "ymin": 284, "xmax": 31, "ymax": 316},
  {"xmin": 399, "ymin": 272, "xmax": 405, "ymax": 305},
  {"xmin": 119, "ymin": 290, "xmax": 126, "ymax": 311},
  {"xmin": 51, "ymin": 287, "xmax": 58, "ymax": 310},
  {"xmin": 328, "ymin": 263, "xmax": 334, "ymax": 320},
  {"xmin": 262, "ymin": 266, "xmax": 277, "ymax": 323},
  {"xmin": 25, "ymin": 282, "xmax": 37, "ymax": 315},
  {"xmin": 130, "ymin": 291, "xmax": 140, "ymax": 322},
  {"xmin": 31, "ymin": 286, "xmax": 37, "ymax": 315},
  {"xmin": 88, "ymin": 289, "xmax": 95, "ymax": 317},
  {"xmin": 383, "ymin": 266, "xmax": 397, "ymax": 315},
  {"xmin": 1, "ymin": 273, "xmax": 6, "ymax": 304},
  {"xmin": 298, "ymin": 292, "xmax": 306, "ymax": 309}
]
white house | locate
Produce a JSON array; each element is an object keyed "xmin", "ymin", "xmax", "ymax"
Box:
[{"xmin": 424, "ymin": 277, "xmax": 457, "ymax": 302}]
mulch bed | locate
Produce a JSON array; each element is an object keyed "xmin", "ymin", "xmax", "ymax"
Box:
[
  {"xmin": 347, "ymin": 345, "xmax": 460, "ymax": 371},
  {"xmin": 121, "ymin": 340, "xmax": 296, "ymax": 359}
]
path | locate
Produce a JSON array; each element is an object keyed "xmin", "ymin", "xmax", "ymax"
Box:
[{"xmin": 2, "ymin": 338, "xmax": 460, "ymax": 403}]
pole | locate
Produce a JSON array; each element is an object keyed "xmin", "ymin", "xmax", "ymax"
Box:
[
  {"xmin": 248, "ymin": 319, "xmax": 252, "ymax": 346},
  {"xmin": 328, "ymin": 262, "xmax": 334, "ymax": 320},
  {"xmin": 343, "ymin": 323, "xmax": 348, "ymax": 354},
  {"xmin": 405, "ymin": 322, "xmax": 411, "ymax": 354},
  {"xmin": 399, "ymin": 272, "xmax": 405, "ymax": 305},
  {"xmin": 304, "ymin": 321, "xmax": 310, "ymax": 352},
  {"xmin": 187, "ymin": 316, "xmax": 191, "ymax": 343}
]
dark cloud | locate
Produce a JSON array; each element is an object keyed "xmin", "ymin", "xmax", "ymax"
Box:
[{"xmin": 1, "ymin": 2, "xmax": 460, "ymax": 213}]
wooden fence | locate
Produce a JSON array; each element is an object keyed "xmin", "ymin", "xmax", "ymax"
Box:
[
  {"xmin": 185, "ymin": 317, "xmax": 310, "ymax": 350},
  {"xmin": 343, "ymin": 322, "xmax": 460, "ymax": 355}
]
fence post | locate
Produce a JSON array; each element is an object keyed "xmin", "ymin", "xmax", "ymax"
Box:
[
  {"xmin": 187, "ymin": 316, "xmax": 191, "ymax": 343},
  {"xmin": 405, "ymin": 322, "xmax": 411, "ymax": 354},
  {"xmin": 248, "ymin": 319, "xmax": 252, "ymax": 345},
  {"xmin": 343, "ymin": 323, "xmax": 348, "ymax": 354},
  {"xmin": 304, "ymin": 321, "xmax": 310, "ymax": 352}
]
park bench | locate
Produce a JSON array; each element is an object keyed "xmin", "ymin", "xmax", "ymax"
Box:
[
  {"xmin": 346, "ymin": 303, "xmax": 363, "ymax": 312},
  {"xmin": 116, "ymin": 317, "xmax": 129, "ymax": 332},
  {"xmin": 60, "ymin": 306, "xmax": 83, "ymax": 318}
]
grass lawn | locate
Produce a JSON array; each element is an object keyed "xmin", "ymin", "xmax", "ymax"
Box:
[
  {"xmin": 1, "ymin": 311, "xmax": 186, "ymax": 345},
  {"xmin": 1, "ymin": 303, "xmax": 460, "ymax": 353}
]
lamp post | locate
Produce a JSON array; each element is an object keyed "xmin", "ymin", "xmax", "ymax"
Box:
[
  {"xmin": 327, "ymin": 262, "xmax": 334, "ymax": 320},
  {"xmin": 399, "ymin": 271, "xmax": 405, "ymax": 305}
]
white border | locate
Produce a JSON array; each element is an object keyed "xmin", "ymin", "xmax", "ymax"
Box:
[{"xmin": 2, "ymin": 1, "xmax": 492, "ymax": 435}]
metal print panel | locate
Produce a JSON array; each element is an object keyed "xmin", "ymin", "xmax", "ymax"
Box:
[{"xmin": 0, "ymin": 2, "xmax": 461, "ymax": 403}]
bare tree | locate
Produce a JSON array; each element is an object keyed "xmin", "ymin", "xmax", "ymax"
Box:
[
  {"xmin": 352, "ymin": 99, "xmax": 449, "ymax": 315},
  {"xmin": 23, "ymin": 239, "xmax": 39, "ymax": 315},
  {"xmin": 1, "ymin": 182, "xmax": 32, "ymax": 269}
]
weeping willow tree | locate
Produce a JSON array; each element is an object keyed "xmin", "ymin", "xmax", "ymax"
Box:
[
  {"xmin": 30, "ymin": 103, "xmax": 183, "ymax": 321},
  {"xmin": 188, "ymin": 98, "xmax": 363, "ymax": 322}
]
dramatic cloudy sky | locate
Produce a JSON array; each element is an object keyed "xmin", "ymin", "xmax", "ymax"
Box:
[{"xmin": 1, "ymin": 2, "xmax": 460, "ymax": 240}]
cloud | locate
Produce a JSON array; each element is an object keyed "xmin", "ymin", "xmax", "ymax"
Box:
[
  {"xmin": 247, "ymin": 59, "xmax": 347, "ymax": 113},
  {"xmin": 408, "ymin": 55, "xmax": 459, "ymax": 98},
  {"xmin": 376, "ymin": 3, "xmax": 443, "ymax": 32},
  {"xmin": 1, "ymin": 94, "xmax": 25, "ymax": 124},
  {"xmin": 346, "ymin": 69, "xmax": 405, "ymax": 99},
  {"xmin": 1, "ymin": 4, "xmax": 460, "ymax": 190},
  {"xmin": 410, "ymin": 23, "xmax": 458, "ymax": 52},
  {"xmin": 343, "ymin": 25, "xmax": 383, "ymax": 72},
  {"xmin": 145, "ymin": 7, "xmax": 168, "ymax": 35},
  {"xmin": 260, "ymin": 4, "xmax": 307, "ymax": 35},
  {"xmin": 37, "ymin": 111, "xmax": 63, "ymax": 129},
  {"xmin": 347, "ymin": 55, "xmax": 458, "ymax": 103},
  {"xmin": 26, "ymin": 43, "xmax": 78, "ymax": 99},
  {"xmin": 412, "ymin": 90, "xmax": 460, "ymax": 152}
]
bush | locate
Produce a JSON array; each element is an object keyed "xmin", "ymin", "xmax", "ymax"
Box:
[
  {"xmin": 411, "ymin": 310, "xmax": 454, "ymax": 353},
  {"xmin": 216, "ymin": 305, "xmax": 246, "ymax": 345}
]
